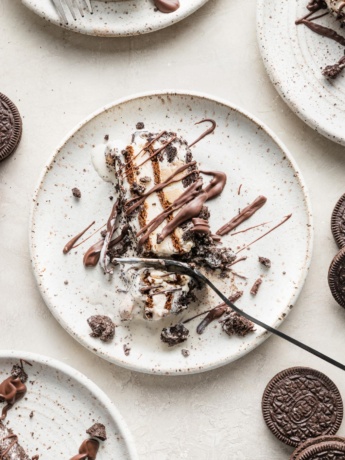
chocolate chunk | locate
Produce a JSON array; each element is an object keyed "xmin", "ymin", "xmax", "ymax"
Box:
[
  {"xmin": 328, "ymin": 247, "xmax": 345, "ymax": 308},
  {"xmin": 291, "ymin": 436, "xmax": 345, "ymax": 460},
  {"xmin": 86, "ymin": 423, "xmax": 107, "ymax": 441},
  {"xmin": 161, "ymin": 324, "xmax": 189, "ymax": 347},
  {"xmin": 0, "ymin": 92, "xmax": 22, "ymax": 161},
  {"xmin": 262, "ymin": 367, "xmax": 343, "ymax": 447},
  {"xmin": 220, "ymin": 312, "xmax": 255, "ymax": 337},
  {"xmin": 250, "ymin": 278, "xmax": 262, "ymax": 295},
  {"xmin": 72, "ymin": 187, "xmax": 81, "ymax": 198},
  {"xmin": 87, "ymin": 315, "xmax": 115, "ymax": 342},
  {"xmin": 331, "ymin": 193, "xmax": 345, "ymax": 248},
  {"xmin": 258, "ymin": 256, "xmax": 271, "ymax": 268},
  {"xmin": 136, "ymin": 122, "xmax": 144, "ymax": 130}
]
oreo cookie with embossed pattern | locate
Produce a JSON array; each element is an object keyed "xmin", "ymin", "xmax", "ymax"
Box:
[
  {"xmin": 262, "ymin": 367, "xmax": 343, "ymax": 447},
  {"xmin": 331, "ymin": 193, "xmax": 345, "ymax": 248},
  {"xmin": 294, "ymin": 440, "xmax": 345, "ymax": 460},
  {"xmin": 0, "ymin": 92, "xmax": 22, "ymax": 161},
  {"xmin": 291, "ymin": 436, "xmax": 345, "ymax": 460},
  {"xmin": 328, "ymin": 247, "xmax": 345, "ymax": 308}
]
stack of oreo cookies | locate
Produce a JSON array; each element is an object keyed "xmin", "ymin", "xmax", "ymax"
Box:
[
  {"xmin": 262, "ymin": 367, "xmax": 345, "ymax": 459},
  {"xmin": 329, "ymin": 194, "xmax": 345, "ymax": 308}
]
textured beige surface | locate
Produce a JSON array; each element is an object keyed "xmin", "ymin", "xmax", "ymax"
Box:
[{"xmin": 1, "ymin": 0, "xmax": 345, "ymax": 458}]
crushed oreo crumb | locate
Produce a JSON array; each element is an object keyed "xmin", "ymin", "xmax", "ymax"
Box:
[
  {"xmin": 136, "ymin": 122, "xmax": 145, "ymax": 130},
  {"xmin": 11, "ymin": 364, "xmax": 28, "ymax": 383},
  {"xmin": 86, "ymin": 423, "xmax": 107, "ymax": 441},
  {"xmin": 139, "ymin": 176, "xmax": 151, "ymax": 184},
  {"xmin": 250, "ymin": 278, "xmax": 262, "ymax": 295},
  {"xmin": 258, "ymin": 257, "xmax": 271, "ymax": 268},
  {"xmin": 72, "ymin": 187, "xmax": 81, "ymax": 198},
  {"xmin": 131, "ymin": 182, "xmax": 146, "ymax": 195},
  {"xmin": 322, "ymin": 56, "xmax": 345, "ymax": 79},
  {"xmin": 161, "ymin": 324, "xmax": 189, "ymax": 347},
  {"xmin": 29, "ymin": 411, "xmax": 34, "ymax": 419},
  {"xmin": 165, "ymin": 144, "xmax": 177, "ymax": 163},
  {"xmin": 181, "ymin": 349, "xmax": 190, "ymax": 358},
  {"xmin": 104, "ymin": 134, "xmax": 109, "ymax": 141},
  {"xmin": 87, "ymin": 315, "xmax": 115, "ymax": 342},
  {"xmin": 123, "ymin": 344, "xmax": 131, "ymax": 356},
  {"xmin": 220, "ymin": 312, "xmax": 255, "ymax": 337},
  {"xmin": 198, "ymin": 206, "xmax": 210, "ymax": 220}
]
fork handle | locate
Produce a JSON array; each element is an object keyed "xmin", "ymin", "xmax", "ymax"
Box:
[{"xmin": 194, "ymin": 268, "xmax": 345, "ymax": 372}]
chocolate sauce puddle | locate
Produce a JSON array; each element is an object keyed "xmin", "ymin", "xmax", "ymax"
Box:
[
  {"xmin": 154, "ymin": 0, "xmax": 180, "ymax": 13},
  {"xmin": 216, "ymin": 196, "xmax": 267, "ymax": 236}
]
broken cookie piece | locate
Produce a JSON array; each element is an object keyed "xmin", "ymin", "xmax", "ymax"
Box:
[{"xmin": 87, "ymin": 315, "xmax": 115, "ymax": 342}]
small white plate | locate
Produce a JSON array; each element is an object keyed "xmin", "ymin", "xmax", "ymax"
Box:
[
  {"xmin": 257, "ymin": 0, "xmax": 345, "ymax": 146},
  {"xmin": 0, "ymin": 351, "xmax": 137, "ymax": 458},
  {"xmin": 30, "ymin": 90, "xmax": 313, "ymax": 375},
  {"xmin": 21, "ymin": 0, "xmax": 209, "ymax": 36}
]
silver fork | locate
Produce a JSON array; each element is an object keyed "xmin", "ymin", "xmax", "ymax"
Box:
[
  {"xmin": 52, "ymin": 0, "xmax": 92, "ymax": 24},
  {"xmin": 113, "ymin": 257, "xmax": 345, "ymax": 372}
]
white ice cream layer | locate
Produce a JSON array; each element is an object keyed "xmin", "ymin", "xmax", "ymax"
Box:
[
  {"xmin": 325, "ymin": 0, "xmax": 345, "ymax": 19},
  {"xmin": 125, "ymin": 267, "xmax": 193, "ymax": 321}
]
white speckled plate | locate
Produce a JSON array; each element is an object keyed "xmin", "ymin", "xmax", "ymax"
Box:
[
  {"xmin": 0, "ymin": 351, "xmax": 137, "ymax": 458},
  {"xmin": 21, "ymin": 0, "xmax": 209, "ymax": 36},
  {"xmin": 30, "ymin": 90, "xmax": 313, "ymax": 375},
  {"xmin": 257, "ymin": 0, "xmax": 345, "ymax": 146}
]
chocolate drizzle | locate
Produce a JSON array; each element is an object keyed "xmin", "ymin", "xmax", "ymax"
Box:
[
  {"xmin": 188, "ymin": 119, "xmax": 217, "ymax": 148},
  {"xmin": 154, "ymin": 0, "xmax": 180, "ymax": 13},
  {"xmin": 63, "ymin": 221, "xmax": 95, "ymax": 254},
  {"xmin": 216, "ymin": 196, "xmax": 267, "ymax": 236},
  {"xmin": 84, "ymin": 225, "xmax": 130, "ymax": 267},
  {"xmin": 0, "ymin": 362, "xmax": 28, "ymax": 421},
  {"xmin": 69, "ymin": 439, "xmax": 99, "ymax": 460},
  {"xmin": 156, "ymin": 170, "xmax": 227, "ymax": 244}
]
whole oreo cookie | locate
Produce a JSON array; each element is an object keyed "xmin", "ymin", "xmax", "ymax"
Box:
[
  {"xmin": 328, "ymin": 247, "xmax": 345, "ymax": 308},
  {"xmin": 291, "ymin": 436, "xmax": 345, "ymax": 460},
  {"xmin": 0, "ymin": 92, "xmax": 22, "ymax": 161},
  {"xmin": 332, "ymin": 193, "xmax": 345, "ymax": 248},
  {"xmin": 262, "ymin": 367, "xmax": 343, "ymax": 447},
  {"xmin": 294, "ymin": 440, "xmax": 345, "ymax": 460}
]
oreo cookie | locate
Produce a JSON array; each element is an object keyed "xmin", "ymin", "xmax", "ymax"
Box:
[
  {"xmin": 262, "ymin": 367, "xmax": 343, "ymax": 447},
  {"xmin": 0, "ymin": 92, "xmax": 22, "ymax": 161},
  {"xmin": 328, "ymin": 247, "xmax": 345, "ymax": 308},
  {"xmin": 332, "ymin": 193, "xmax": 345, "ymax": 248},
  {"xmin": 291, "ymin": 436, "xmax": 345, "ymax": 460},
  {"xmin": 293, "ymin": 439, "xmax": 345, "ymax": 459}
]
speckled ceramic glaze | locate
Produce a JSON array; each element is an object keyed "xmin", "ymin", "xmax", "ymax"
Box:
[
  {"xmin": 30, "ymin": 91, "xmax": 313, "ymax": 375},
  {"xmin": 257, "ymin": 0, "xmax": 345, "ymax": 146},
  {"xmin": 0, "ymin": 351, "xmax": 137, "ymax": 458},
  {"xmin": 21, "ymin": 0, "xmax": 209, "ymax": 36}
]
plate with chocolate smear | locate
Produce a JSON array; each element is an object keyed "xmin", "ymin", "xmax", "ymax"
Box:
[
  {"xmin": 258, "ymin": 0, "xmax": 345, "ymax": 146},
  {"xmin": 30, "ymin": 91, "xmax": 313, "ymax": 375},
  {"xmin": 21, "ymin": 0, "xmax": 208, "ymax": 37},
  {"xmin": 0, "ymin": 351, "xmax": 137, "ymax": 459}
]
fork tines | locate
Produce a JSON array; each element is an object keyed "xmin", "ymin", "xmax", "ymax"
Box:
[{"xmin": 52, "ymin": 0, "xmax": 93, "ymax": 24}]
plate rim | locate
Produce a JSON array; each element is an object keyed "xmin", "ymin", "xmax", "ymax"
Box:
[
  {"xmin": 21, "ymin": 0, "xmax": 210, "ymax": 37},
  {"xmin": 0, "ymin": 350, "xmax": 138, "ymax": 459},
  {"xmin": 256, "ymin": 0, "xmax": 345, "ymax": 147},
  {"xmin": 29, "ymin": 89, "xmax": 314, "ymax": 375}
]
